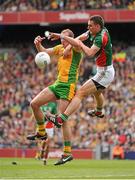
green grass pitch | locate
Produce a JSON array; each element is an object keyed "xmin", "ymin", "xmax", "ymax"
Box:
[{"xmin": 0, "ymin": 158, "xmax": 135, "ymax": 179}]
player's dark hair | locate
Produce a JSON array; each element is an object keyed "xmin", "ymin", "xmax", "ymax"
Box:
[
  {"xmin": 61, "ymin": 29, "xmax": 74, "ymax": 38},
  {"xmin": 90, "ymin": 15, "xmax": 104, "ymax": 29}
]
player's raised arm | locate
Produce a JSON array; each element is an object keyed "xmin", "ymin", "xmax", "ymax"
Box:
[
  {"xmin": 63, "ymin": 31, "xmax": 89, "ymax": 56},
  {"xmin": 48, "ymin": 31, "xmax": 89, "ymax": 56},
  {"xmin": 49, "ymin": 32, "xmax": 81, "ymax": 50},
  {"xmin": 34, "ymin": 36, "xmax": 54, "ymax": 56},
  {"xmin": 76, "ymin": 31, "xmax": 89, "ymax": 41},
  {"xmin": 49, "ymin": 31, "xmax": 89, "ymax": 42},
  {"xmin": 61, "ymin": 34, "xmax": 82, "ymax": 49},
  {"xmin": 60, "ymin": 31, "xmax": 99, "ymax": 57},
  {"xmin": 79, "ymin": 43, "xmax": 100, "ymax": 57}
]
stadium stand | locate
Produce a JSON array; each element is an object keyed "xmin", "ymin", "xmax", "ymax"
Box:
[
  {"xmin": 0, "ymin": 0, "xmax": 135, "ymax": 159},
  {"xmin": 0, "ymin": 0, "xmax": 135, "ymax": 11},
  {"xmin": 0, "ymin": 41, "xmax": 135, "ymax": 156}
]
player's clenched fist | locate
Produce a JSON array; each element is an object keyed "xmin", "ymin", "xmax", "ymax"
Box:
[{"xmin": 34, "ymin": 36, "xmax": 45, "ymax": 45}]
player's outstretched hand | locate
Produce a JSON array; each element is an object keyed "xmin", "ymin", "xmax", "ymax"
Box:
[
  {"xmin": 34, "ymin": 36, "xmax": 45, "ymax": 45},
  {"xmin": 78, "ymin": 31, "xmax": 89, "ymax": 41},
  {"xmin": 48, "ymin": 33, "xmax": 61, "ymax": 41}
]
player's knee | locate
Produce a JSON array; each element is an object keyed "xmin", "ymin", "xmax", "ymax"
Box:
[
  {"xmin": 76, "ymin": 89, "xmax": 86, "ymax": 100},
  {"xmin": 30, "ymin": 99, "xmax": 38, "ymax": 109}
]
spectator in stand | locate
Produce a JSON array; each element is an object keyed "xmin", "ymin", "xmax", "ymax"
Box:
[
  {"xmin": 127, "ymin": 0, "xmax": 135, "ymax": 9},
  {"xmin": 0, "ymin": 0, "xmax": 134, "ymax": 11},
  {"xmin": 112, "ymin": 142, "xmax": 125, "ymax": 159}
]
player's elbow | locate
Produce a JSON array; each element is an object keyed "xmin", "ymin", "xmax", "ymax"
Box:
[
  {"xmin": 74, "ymin": 40, "xmax": 81, "ymax": 49},
  {"xmin": 74, "ymin": 44, "xmax": 81, "ymax": 50},
  {"xmin": 86, "ymin": 46, "xmax": 99, "ymax": 57},
  {"xmin": 86, "ymin": 51, "xmax": 95, "ymax": 57}
]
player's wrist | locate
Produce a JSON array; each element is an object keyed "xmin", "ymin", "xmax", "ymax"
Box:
[{"xmin": 60, "ymin": 34, "xmax": 65, "ymax": 40}]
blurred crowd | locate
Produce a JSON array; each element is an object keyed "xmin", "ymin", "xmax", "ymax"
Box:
[
  {"xmin": 0, "ymin": 0, "xmax": 135, "ymax": 11},
  {"xmin": 0, "ymin": 41, "xmax": 135, "ymax": 155}
]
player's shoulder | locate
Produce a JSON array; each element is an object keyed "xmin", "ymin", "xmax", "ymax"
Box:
[
  {"xmin": 54, "ymin": 44, "xmax": 63, "ymax": 50},
  {"xmin": 53, "ymin": 44, "xmax": 64, "ymax": 55},
  {"xmin": 96, "ymin": 27, "xmax": 108, "ymax": 37},
  {"xmin": 95, "ymin": 28, "xmax": 109, "ymax": 43}
]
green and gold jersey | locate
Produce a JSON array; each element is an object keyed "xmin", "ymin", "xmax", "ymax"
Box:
[{"xmin": 53, "ymin": 45, "xmax": 82, "ymax": 83}]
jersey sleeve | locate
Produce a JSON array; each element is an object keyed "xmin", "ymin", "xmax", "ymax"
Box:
[
  {"xmin": 93, "ymin": 34, "xmax": 102, "ymax": 48},
  {"xmin": 53, "ymin": 45, "xmax": 62, "ymax": 56}
]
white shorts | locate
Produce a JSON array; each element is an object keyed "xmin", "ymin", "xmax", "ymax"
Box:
[
  {"xmin": 46, "ymin": 128, "xmax": 54, "ymax": 138},
  {"xmin": 92, "ymin": 65, "xmax": 115, "ymax": 88}
]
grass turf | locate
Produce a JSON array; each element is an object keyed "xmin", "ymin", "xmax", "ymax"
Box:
[{"xmin": 0, "ymin": 158, "xmax": 135, "ymax": 179}]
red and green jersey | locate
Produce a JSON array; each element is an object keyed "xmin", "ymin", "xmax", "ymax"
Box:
[
  {"xmin": 90, "ymin": 27, "xmax": 112, "ymax": 67},
  {"xmin": 41, "ymin": 102, "xmax": 57, "ymax": 115},
  {"xmin": 41, "ymin": 102, "xmax": 57, "ymax": 128}
]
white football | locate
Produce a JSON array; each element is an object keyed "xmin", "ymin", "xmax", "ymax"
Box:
[
  {"xmin": 44, "ymin": 31, "xmax": 50, "ymax": 38},
  {"xmin": 35, "ymin": 52, "xmax": 50, "ymax": 69}
]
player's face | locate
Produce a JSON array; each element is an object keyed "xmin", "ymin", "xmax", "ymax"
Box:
[
  {"xmin": 60, "ymin": 32, "xmax": 69, "ymax": 48},
  {"xmin": 87, "ymin": 20, "xmax": 100, "ymax": 36}
]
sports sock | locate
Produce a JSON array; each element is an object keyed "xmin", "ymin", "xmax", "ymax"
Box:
[
  {"xmin": 60, "ymin": 113, "xmax": 68, "ymax": 121},
  {"xmin": 37, "ymin": 120, "xmax": 46, "ymax": 136},
  {"xmin": 35, "ymin": 152, "xmax": 40, "ymax": 159},
  {"xmin": 63, "ymin": 141, "xmax": 71, "ymax": 156},
  {"xmin": 44, "ymin": 116, "xmax": 47, "ymax": 122},
  {"xmin": 96, "ymin": 107, "xmax": 103, "ymax": 113}
]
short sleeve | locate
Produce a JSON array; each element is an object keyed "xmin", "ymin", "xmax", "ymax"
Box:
[
  {"xmin": 93, "ymin": 34, "xmax": 102, "ymax": 48},
  {"xmin": 53, "ymin": 45, "xmax": 62, "ymax": 56}
]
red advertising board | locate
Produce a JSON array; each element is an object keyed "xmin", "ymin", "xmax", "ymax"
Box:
[
  {"xmin": 0, "ymin": 10, "xmax": 135, "ymax": 24},
  {"xmin": 0, "ymin": 148, "xmax": 93, "ymax": 159}
]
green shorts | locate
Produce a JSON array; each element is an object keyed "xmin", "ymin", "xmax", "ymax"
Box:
[{"xmin": 48, "ymin": 81, "xmax": 76, "ymax": 101}]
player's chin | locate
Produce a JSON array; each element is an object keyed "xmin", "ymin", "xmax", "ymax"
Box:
[
  {"xmin": 34, "ymin": 41, "xmax": 38, "ymax": 45},
  {"xmin": 89, "ymin": 31, "xmax": 92, "ymax": 35}
]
